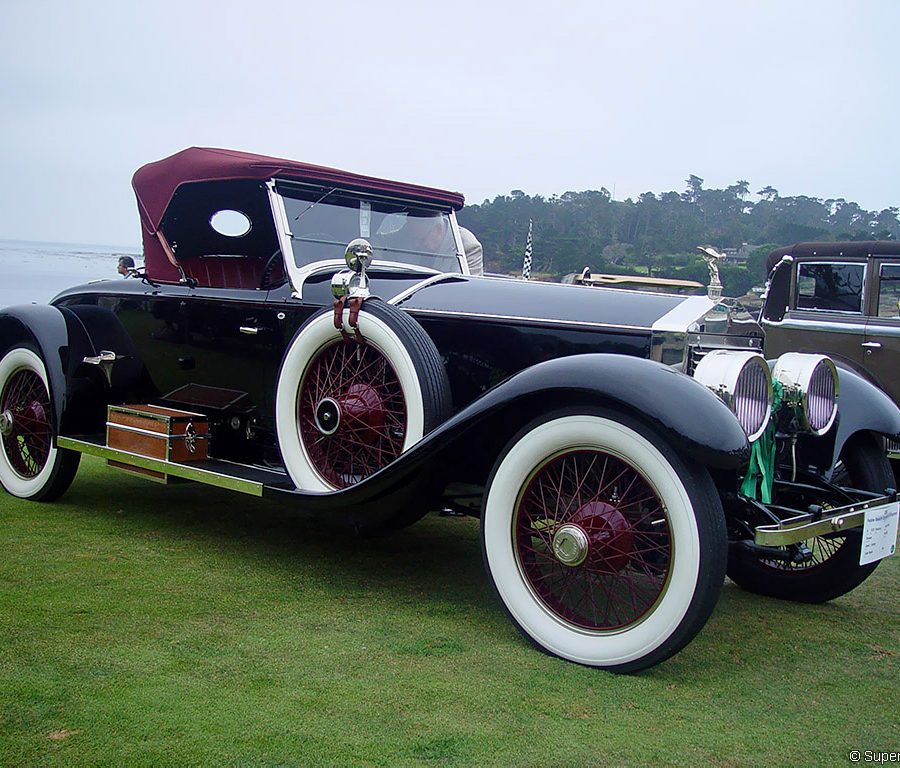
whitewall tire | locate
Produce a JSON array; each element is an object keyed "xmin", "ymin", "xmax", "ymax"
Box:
[
  {"xmin": 0, "ymin": 346, "xmax": 79, "ymax": 501},
  {"xmin": 482, "ymin": 410, "xmax": 726, "ymax": 672}
]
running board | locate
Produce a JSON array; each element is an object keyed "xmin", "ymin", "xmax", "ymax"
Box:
[{"xmin": 57, "ymin": 436, "xmax": 289, "ymax": 497}]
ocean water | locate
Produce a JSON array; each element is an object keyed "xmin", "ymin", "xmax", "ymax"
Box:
[{"xmin": 0, "ymin": 239, "xmax": 142, "ymax": 308}]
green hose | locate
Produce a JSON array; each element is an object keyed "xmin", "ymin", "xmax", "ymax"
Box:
[{"xmin": 740, "ymin": 380, "xmax": 784, "ymax": 503}]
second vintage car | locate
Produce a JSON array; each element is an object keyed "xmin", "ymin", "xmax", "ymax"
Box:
[
  {"xmin": 761, "ymin": 240, "xmax": 900, "ymax": 462},
  {"xmin": 1, "ymin": 147, "xmax": 899, "ymax": 672}
]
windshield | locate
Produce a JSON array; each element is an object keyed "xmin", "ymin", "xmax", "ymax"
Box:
[{"xmin": 277, "ymin": 184, "xmax": 461, "ymax": 273}]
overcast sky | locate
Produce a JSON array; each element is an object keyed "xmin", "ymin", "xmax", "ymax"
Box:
[{"xmin": 1, "ymin": 1, "xmax": 897, "ymax": 247}]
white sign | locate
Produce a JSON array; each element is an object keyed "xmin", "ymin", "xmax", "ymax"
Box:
[
  {"xmin": 859, "ymin": 501, "xmax": 899, "ymax": 566},
  {"xmin": 359, "ymin": 201, "xmax": 371, "ymax": 238}
]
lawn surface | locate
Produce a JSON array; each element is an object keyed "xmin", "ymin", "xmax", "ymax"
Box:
[{"xmin": 1, "ymin": 457, "xmax": 897, "ymax": 766}]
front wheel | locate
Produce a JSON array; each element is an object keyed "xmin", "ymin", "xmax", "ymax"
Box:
[
  {"xmin": 0, "ymin": 346, "xmax": 79, "ymax": 501},
  {"xmin": 727, "ymin": 432, "xmax": 894, "ymax": 603},
  {"xmin": 481, "ymin": 410, "xmax": 727, "ymax": 673}
]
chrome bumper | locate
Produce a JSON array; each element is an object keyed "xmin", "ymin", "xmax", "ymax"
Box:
[{"xmin": 754, "ymin": 491, "xmax": 898, "ymax": 547}]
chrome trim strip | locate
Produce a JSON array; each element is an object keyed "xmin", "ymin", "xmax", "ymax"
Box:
[
  {"xmin": 754, "ymin": 494, "xmax": 895, "ymax": 547},
  {"xmin": 266, "ymin": 180, "xmax": 301, "ymax": 298},
  {"xmin": 793, "ymin": 308, "xmax": 864, "ymax": 317},
  {"xmin": 762, "ymin": 316, "xmax": 869, "ymax": 334},
  {"xmin": 651, "ymin": 296, "xmax": 716, "ymax": 333},
  {"xmin": 295, "ymin": 260, "xmax": 440, "ymax": 301},
  {"xmin": 388, "ymin": 273, "xmax": 460, "ymax": 305},
  {"xmin": 402, "ymin": 307, "xmax": 648, "ymax": 332},
  {"xmin": 865, "ymin": 321, "xmax": 900, "ymax": 333},
  {"xmin": 105, "ymin": 422, "xmax": 208, "ymax": 441},
  {"xmin": 57, "ymin": 436, "xmax": 264, "ymax": 496}
]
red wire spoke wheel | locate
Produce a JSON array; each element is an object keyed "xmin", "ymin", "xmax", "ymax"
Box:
[
  {"xmin": 0, "ymin": 347, "xmax": 79, "ymax": 501},
  {"xmin": 482, "ymin": 411, "xmax": 726, "ymax": 672},
  {"xmin": 514, "ymin": 449, "xmax": 672, "ymax": 632},
  {"xmin": 276, "ymin": 300, "xmax": 450, "ymax": 495},
  {"xmin": 297, "ymin": 338, "xmax": 408, "ymax": 488},
  {"xmin": 1, "ymin": 367, "xmax": 52, "ymax": 478}
]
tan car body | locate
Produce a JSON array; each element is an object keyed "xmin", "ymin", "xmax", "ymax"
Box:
[{"xmin": 762, "ymin": 241, "xmax": 900, "ymax": 455}]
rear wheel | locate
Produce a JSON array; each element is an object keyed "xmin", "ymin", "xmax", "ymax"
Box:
[
  {"xmin": 481, "ymin": 410, "xmax": 727, "ymax": 672},
  {"xmin": 727, "ymin": 432, "xmax": 893, "ymax": 602},
  {"xmin": 0, "ymin": 346, "xmax": 79, "ymax": 501}
]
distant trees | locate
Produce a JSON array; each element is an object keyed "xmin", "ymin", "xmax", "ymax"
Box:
[{"xmin": 457, "ymin": 177, "xmax": 899, "ymax": 297}]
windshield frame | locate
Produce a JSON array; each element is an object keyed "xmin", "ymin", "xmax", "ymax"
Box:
[{"xmin": 267, "ymin": 179, "xmax": 466, "ymax": 299}]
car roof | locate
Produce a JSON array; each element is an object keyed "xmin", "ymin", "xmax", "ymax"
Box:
[{"xmin": 132, "ymin": 147, "xmax": 466, "ymax": 233}]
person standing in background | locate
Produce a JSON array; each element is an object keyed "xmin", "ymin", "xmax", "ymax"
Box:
[{"xmin": 460, "ymin": 227, "xmax": 483, "ymax": 276}]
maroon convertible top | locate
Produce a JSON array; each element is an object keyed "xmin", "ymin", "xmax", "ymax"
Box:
[{"xmin": 132, "ymin": 146, "xmax": 466, "ymax": 234}]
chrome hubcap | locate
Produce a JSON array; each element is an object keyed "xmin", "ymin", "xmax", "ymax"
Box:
[
  {"xmin": 552, "ymin": 524, "xmax": 590, "ymax": 567},
  {"xmin": 314, "ymin": 397, "xmax": 341, "ymax": 435},
  {"xmin": 0, "ymin": 409, "xmax": 13, "ymax": 437}
]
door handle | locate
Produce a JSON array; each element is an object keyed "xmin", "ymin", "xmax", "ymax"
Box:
[
  {"xmin": 861, "ymin": 341, "xmax": 882, "ymax": 349},
  {"xmin": 239, "ymin": 326, "xmax": 259, "ymax": 335}
]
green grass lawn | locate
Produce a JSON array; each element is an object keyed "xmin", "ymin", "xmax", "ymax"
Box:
[{"xmin": 1, "ymin": 456, "xmax": 897, "ymax": 767}]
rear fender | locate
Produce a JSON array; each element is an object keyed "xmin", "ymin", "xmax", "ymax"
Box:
[
  {"xmin": 0, "ymin": 304, "xmax": 143, "ymax": 434},
  {"xmin": 0, "ymin": 304, "xmax": 94, "ymax": 434}
]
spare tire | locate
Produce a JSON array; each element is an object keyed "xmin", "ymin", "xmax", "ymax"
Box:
[{"xmin": 275, "ymin": 299, "xmax": 451, "ymax": 492}]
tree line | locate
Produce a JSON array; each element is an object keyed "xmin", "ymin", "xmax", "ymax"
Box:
[{"xmin": 457, "ymin": 176, "xmax": 899, "ymax": 296}]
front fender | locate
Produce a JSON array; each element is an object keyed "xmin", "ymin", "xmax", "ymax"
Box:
[
  {"xmin": 831, "ymin": 366, "xmax": 900, "ymax": 466},
  {"xmin": 267, "ymin": 354, "xmax": 749, "ymax": 515},
  {"xmin": 441, "ymin": 354, "xmax": 750, "ymax": 470}
]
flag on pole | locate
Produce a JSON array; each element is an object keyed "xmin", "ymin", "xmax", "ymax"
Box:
[{"xmin": 522, "ymin": 219, "xmax": 533, "ymax": 280}]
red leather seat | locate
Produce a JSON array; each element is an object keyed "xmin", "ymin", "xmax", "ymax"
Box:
[{"xmin": 180, "ymin": 255, "xmax": 264, "ymax": 290}]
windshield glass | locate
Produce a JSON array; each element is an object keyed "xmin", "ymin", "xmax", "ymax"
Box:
[{"xmin": 277, "ymin": 184, "xmax": 461, "ymax": 273}]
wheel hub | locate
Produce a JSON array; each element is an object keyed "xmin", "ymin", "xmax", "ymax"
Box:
[
  {"xmin": 338, "ymin": 382, "xmax": 385, "ymax": 441},
  {"xmin": 0, "ymin": 409, "xmax": 13, "ymax": 437},
  {"xmin": 570, "ymin": 500, "xmax": 635, "ymax": 574},
  {"xmin": 552, "ymin": 524, "xmax": 590, "ymax": 567},
  {"xmin": 314, "ymin": 397, "xmax": 341, "ymax": 435}
]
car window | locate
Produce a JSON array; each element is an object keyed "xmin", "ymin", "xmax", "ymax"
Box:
[
  {"xmin": 795, "ymin": 262, "xmax": 864, "ymax": 313},
  {"xmin": 277, "ymin": 185, "xmax": 461, "ymax": 274},
  {"xmin": 877, "ymin": 263, "xmax": 900, "ymax": 318}
]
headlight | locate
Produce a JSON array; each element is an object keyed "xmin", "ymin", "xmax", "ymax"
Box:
[
  {"xmin": 772, "ymin": 353, "xmax": 838, "ymax": 435},
  {"xmin": 692, "ymin": 350, "xmax": 772, "ymax": 441}
]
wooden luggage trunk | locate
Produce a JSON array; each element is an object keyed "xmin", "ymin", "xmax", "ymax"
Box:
[{"xmin": 106, "ymin": 404, "xmax": 209, "ymax": 462}]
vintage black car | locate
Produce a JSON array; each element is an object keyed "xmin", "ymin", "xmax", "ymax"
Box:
[{"xmin": 2, "ymin": 148, "xmax": 899, "ymax": 672}]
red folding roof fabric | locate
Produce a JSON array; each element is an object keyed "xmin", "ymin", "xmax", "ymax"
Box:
[{"xmin": 132, "ymin": 147, "xmax": 466, "ymax": 233}]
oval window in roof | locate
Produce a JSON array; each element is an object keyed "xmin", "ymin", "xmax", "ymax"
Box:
[{"xmin": 210, "ymin": 209, "xmax": 252, "ymax": 237}]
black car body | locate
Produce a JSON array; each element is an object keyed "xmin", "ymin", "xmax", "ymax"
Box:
[{"xmin": 2, "ymin": 148, "xmax": 899, "ymax": 672}]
